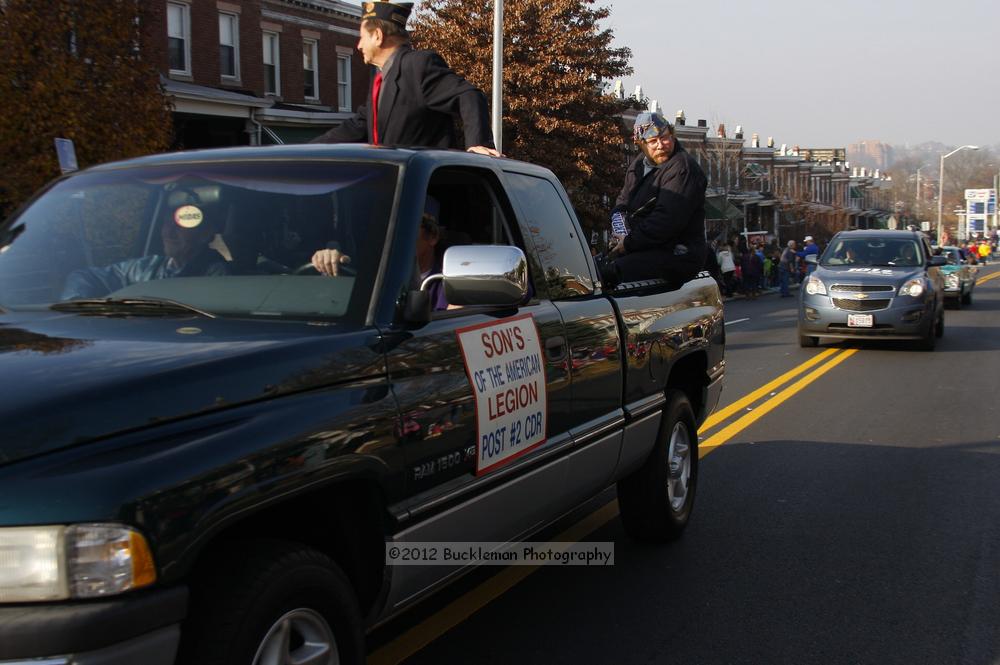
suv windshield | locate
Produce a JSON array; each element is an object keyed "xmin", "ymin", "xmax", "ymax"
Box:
[
  {"xmin": 820, "ymin": 237, "xmax": 923, "ymax": 268},
  {"xmin": 0, "ymin": 160, "xmax": 397, "ymax": 320}
]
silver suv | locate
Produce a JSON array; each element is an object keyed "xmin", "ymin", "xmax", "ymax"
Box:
[{"xmin": 798, "ymin": 230, "xmax": 946, "ymax": 350}]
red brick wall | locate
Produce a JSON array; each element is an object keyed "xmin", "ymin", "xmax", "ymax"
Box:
[{"xmin": 147, "ymin": 0, "xmax": 368, "ymax": 110}]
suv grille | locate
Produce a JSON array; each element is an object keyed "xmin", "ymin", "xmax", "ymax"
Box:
[
  {"xmin": 830, "ymin": 284, "xmax": 895, "ymax": 292},
  {"xmin": 832, "ymin": 298, "xmax": 890, "ymax": 312}
]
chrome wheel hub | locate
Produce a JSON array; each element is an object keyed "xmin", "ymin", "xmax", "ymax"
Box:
[
  {"xmin": 666, "ymin": 421, "xmax": 691, "ymax": 512},
  {"xmin": 252, "ymin": 608, "xmax": 339, "ymax": 665}
]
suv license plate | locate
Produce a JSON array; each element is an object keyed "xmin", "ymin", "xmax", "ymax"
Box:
[{"xmin": 848, "ymin": 314, "xmax": 873, "ymax": 327}]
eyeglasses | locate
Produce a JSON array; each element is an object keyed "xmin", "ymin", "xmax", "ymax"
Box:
[{"xmin": 641, "ymin": 133, "xmax": 672, "ymax": 145}]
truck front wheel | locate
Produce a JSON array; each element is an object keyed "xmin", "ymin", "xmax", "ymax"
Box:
[
  {"xmin": 180, "ymin": 540, "xmax": 364, "ymax": 665},
  {"xmin": 617, "ymin": 389, "xmax": 698, "ymax": 543}
]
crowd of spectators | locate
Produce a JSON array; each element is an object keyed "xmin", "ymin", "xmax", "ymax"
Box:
[{"xmin": 709, "ymin": 233, "xmax": 820, "ymax": 299}]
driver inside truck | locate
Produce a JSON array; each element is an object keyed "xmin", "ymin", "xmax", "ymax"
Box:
[{"xmin": 61, "ymin": 189, "xmax": 230, "ymax": 300}]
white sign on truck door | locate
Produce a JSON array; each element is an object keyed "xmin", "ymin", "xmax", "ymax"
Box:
[{"xmin": 456, "ymin": 314, "xmax": 548, "ymax": 475}]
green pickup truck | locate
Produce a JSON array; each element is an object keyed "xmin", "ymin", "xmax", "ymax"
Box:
[{"xmin": 0, "ymin": 145, "xmax": 725, "ymax": 665}]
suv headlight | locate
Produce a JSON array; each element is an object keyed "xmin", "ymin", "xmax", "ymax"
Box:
[
  {"xmin": 0, "ymin": 524, "xmax": 156, "ymax": 602},
  {"xmin": 898, "ymin": 279, "xmax": 925, "ymax": 297},
  {"xmin": 804, "ymin": 275, "xmax": 827, "ymax": 295},
  {"xmin": 945, "ymin": 273, "xmax": 959, "ymax": 288}
]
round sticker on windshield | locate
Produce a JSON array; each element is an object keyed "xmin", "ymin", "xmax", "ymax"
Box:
[{"xmin": 174, "ymin": 205, "xmax": 204, "ymax": 229}]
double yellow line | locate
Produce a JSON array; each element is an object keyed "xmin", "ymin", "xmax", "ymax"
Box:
[
  {"xmin": 368, "ymin": 348, "xmax": 857, "ymax": 665},
  {"xmin": 698, "ymin": 347, "xmax": 857, "ymax": 456},
  {"xmin": 976, "ymin": 269, "xmax": 1000, "ymax": 286}
]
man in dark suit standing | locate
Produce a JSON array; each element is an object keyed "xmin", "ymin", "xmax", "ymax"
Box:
[{"xmin": 311, "ymin": 1, "xmax": 499, "ymax": 156}]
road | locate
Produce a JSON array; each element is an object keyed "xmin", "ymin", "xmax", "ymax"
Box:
[{"xmin": 368, "ymin": 264, "xmax": 1000, "ymax": 665}]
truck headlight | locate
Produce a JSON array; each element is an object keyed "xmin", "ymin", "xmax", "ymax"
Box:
[
  {"xmin": 898, "ymin": 279, "xmax": 925, "ymax": 297},
  {"xmin": 804, "ymin": 275, "xmax": 827, "ymax": 295},
  {"xmin": 0, "ymin": 524, "xmax": 156, "ymax": 603}
]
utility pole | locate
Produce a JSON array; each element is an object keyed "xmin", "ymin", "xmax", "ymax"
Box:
[
  {"xmin": 937, "ymin": 145, "xmax": 979, "ymax": 244},
  {"xmin": 491, "ymin": 0, "xmax": 503, "ymax": 153}
]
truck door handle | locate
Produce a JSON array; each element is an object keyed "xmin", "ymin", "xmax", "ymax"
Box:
[{"xmin": 545, "ymin": 336, "xmax": 567, "ymax": 361}]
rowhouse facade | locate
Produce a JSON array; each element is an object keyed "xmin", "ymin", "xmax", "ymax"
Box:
[{"xmin": 146, "ymin": 0, "xmax": 369, "ymax": 148}]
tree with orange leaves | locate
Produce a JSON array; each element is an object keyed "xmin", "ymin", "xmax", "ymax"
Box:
[
  {"xmin": 0, "ymin": 0, "xmax": 171, "ymax": 217},
  {"xmin": 411, "ymin": 0, "xmax": 632, "ymax": 234}
]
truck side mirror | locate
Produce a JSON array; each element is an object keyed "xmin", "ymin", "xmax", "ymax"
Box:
[
  {"xmin": 928, "ymin": 255, "xmax": 947, "ymax": 267},
  {"xmin": 805, "ymin": 254, "xmax": 818, "ymax": 265},
  {"xmin": 441, "ymin": 245, "xmax": 528, "ymax": 306}
]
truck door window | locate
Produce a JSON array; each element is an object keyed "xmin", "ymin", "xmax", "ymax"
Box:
[
  {"xmin": 504, "ymin": 173, "xmax": 594, "ymax": 299},
  {"xmin": 422, "ymin": 167, "xmax": 539, "ymax": 312}
]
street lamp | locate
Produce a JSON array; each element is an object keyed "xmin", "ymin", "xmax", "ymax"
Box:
[{"xmin": 937, "ymin": 145, "xmax": 979, "ymax": 244}]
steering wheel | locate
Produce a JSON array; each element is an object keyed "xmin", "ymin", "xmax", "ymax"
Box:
[{"xmin": 292, "ymin": 262, "xmax": 356, "ymax": 276}]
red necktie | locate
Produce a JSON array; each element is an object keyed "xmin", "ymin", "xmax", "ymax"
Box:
[{"xmin": 371, "ymin": 71, "xmax": 383, "ymax": 145}]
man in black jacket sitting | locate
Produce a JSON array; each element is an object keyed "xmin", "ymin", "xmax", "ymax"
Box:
[{"xmin": 603, "ymin": 112, "xmax": 707, "ymax": 287}]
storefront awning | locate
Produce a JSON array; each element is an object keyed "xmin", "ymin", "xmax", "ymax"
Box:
[
  {"xmin": 705, "ymin": 195, "xmax": 744, "ymax": 221},
  {"xmin": 162, "ymin": 76, "xmax": 271, "ymax": 118},
  {"xmin": 255, "ymin": 106, "xmax": 359, "ymax": 144}
]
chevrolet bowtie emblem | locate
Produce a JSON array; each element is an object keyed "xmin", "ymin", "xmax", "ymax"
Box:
[{"xmin": 853, "ymin": 293, "xmax": 869, "ymax": 299}]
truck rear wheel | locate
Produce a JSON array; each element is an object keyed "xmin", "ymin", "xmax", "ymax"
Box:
[
  {"xmin": 617, "ymin": 389, "xmax": 698, "ymax": 543},
  {"xmin": 180, "ymin": 540, "xmax": 364, "ymax": 665}
]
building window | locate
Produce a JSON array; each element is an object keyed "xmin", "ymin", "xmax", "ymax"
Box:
[
  {"xmin": 167, "ymin": 2, "xmax": 190, "ymax": 74},
  {"xmin": 337, "ymin": 54, "xmax": 351, "ymax": 112},
  {"xmin": 219, "ymin": 12, "xmax": 239, "ymax": 80},
  {"xmin": 303, "ymin": 39, "xmax": 318, "ymax": 100},
  {"xmin": 263, "ymin": 32, "xmax": 280, "ymax": 95}
]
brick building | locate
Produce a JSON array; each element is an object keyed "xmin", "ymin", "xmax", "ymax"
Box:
[{"xmin": 147, "ymin": 0, "xmax": 369, "ymax": 148}]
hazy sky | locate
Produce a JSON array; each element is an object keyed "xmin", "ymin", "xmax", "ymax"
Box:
[
  {"xmin": 407, "ymin": 0, "xmax": 998, "ymax": 148},
  {"xmin": 603, "ymin": 0, "xmax": 1000, "ymax": 148}
]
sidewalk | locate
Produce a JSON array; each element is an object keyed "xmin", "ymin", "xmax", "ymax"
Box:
[{"xmin": 721, "ymin": 282, "xmax": 800, "ymax": 303}]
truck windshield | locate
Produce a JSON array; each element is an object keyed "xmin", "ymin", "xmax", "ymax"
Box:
[
  {"xmin": 0, "ymin": 161, "xmax": 397, "ymax": 320},
  {"xmin": 821, "ymin": 238, "xmax": 923, "ymax": 268}
]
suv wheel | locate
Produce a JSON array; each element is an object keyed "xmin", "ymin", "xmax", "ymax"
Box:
[
  {"xmin": 915, "ymin": 320, "xmax": 937, "ymax": 351},
  {"xmin": 618, "ymin": 389, "xmax": 698, "ymax": 543},
  {"xmin": 181, "ymin": 540, "xmax": 364, "ymax": 665},
  {"xmin": 798, "ymin": 332, "xmax": 818, "ymax": 348}
]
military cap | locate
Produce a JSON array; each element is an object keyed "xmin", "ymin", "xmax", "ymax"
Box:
[{"xmin": 362, "ymin": 1, "xmax": 414, "ymax": 26}]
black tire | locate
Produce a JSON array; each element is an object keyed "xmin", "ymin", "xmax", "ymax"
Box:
[
  {"xmin": 915, "ymin": 320, "xmax": 936, "ymax": 351},
  {"xmin": 179, "ymin": 540, "xmax": 364, "ymax": 665},
  {"xmin": 798, "ymin": 332, "xmax": 819, "ymax": 348},
  {"xmin": 617, "ymin": 389, "xmax": 698, "ymax": 543}
]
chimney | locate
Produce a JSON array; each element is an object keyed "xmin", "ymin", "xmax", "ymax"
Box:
[
  {"xmin": 780, "ymin": 143, "xmax": 787, "ymax": 156},
  {"xmin": 768, "ymin": 137, "xmax": 775, "ymax": 148},
  {"xmin": 751, "ymin": 133, "xmax": 760, "ymax": 148},
  {"xmin": 874, "ymin": 169, "xmax": 880, "ymax": 178},
  {"xmin": 675, "ymin": 110, "xmax": 686, "ymax": 126},
  {"xmin": 861, "ymin": 167, "xmax": 867, "ymax": 177},
  {"xmin": 717, "ymin": 123, "xmax": 727, "ymax": 138},
  {"xmin": 735, "ymin": 125, "xmax": 744, "ymax": 140},
  {"xmin": 697, "ymin": 119, "xmax": 707, "ymax": 128},
  {"xmin": 634, "ymin": 84, "xmax": 643, "ymax": 100}
]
